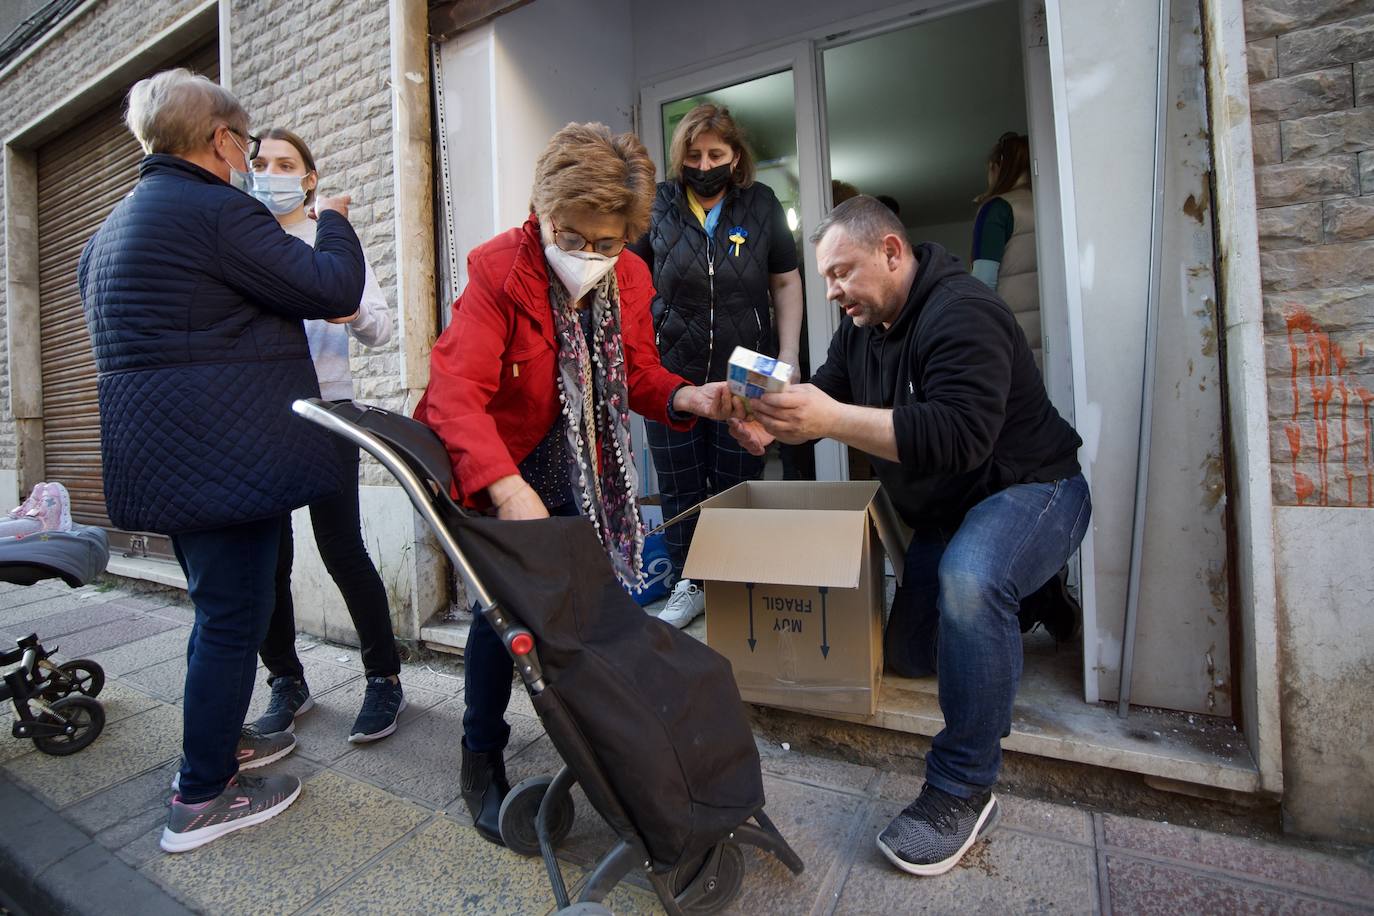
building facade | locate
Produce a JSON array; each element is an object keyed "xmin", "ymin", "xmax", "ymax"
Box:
[{"xmin": 0, "ymin": 0, "xmax": 1368, "ymax": 841}]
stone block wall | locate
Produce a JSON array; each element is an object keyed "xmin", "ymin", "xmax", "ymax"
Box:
[
  {"xmin": 0, "ymin": 0, "xmax": 206, "ymax": 480},
  {"xmin": 231, "ymin": 0, "xmax": 404, "ymax": 486},
  {"xmin": 1246, "ymin": 0, "xmax": 1374, "ymax": 507}
]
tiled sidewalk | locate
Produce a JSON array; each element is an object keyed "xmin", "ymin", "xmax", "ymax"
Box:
[{"xmin": 1, "ymin": 579, "xmax": 1371, "ymax": 915}]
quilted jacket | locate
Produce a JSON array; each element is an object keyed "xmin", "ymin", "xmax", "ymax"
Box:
[
  {"xmin": 633, "ymin": 180, "xmax": 797, "ymax": 384},
  {"xmin": 78, "ymin": 154, "xmax": 365, "ymax": 535}
]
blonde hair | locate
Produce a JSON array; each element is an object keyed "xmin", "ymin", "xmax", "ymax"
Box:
[
  {"xmin": 530, "ymin": 122, "xmax": 656, "ymax": 240},
  {"xmin": 125, "ymin": 68, "xmax": 248, "ymax": 156},
  {"xmin": 667, "ymin": 103, "xmax": 755, "ymax": 188}
]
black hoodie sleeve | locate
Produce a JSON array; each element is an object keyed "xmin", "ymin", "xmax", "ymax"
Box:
[
  {"xmin": 809, "ymin": 321, "xmax": 853, "ymax": 403},
  {"xmin": 893, "ymin": 298, "xmax": 1015, "ymax": 474}
]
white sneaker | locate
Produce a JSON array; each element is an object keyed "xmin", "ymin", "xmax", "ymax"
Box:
[{"xmin": 658, "ymin": 579, "xmax": 705, "ymax": 629}]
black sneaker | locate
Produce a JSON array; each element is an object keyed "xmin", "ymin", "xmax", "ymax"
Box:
[
  {"xmin": 348, "ymin": 677, "xmax": 406, "ymax": 744},
  {"xmin": 251, "ymin": 675, "xmax": 314, "ymax": 735},
  {"xmin": 876, "ymin": 783, "xmax": 1001, "ymax": 876}
]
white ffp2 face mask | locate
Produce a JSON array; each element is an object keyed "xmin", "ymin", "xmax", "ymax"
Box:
[{"xmin": 544, "ymin": 245, "xmax": 618, "ymax": 301}]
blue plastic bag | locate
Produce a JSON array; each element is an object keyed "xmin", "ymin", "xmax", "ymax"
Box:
[{"xmin": 628, "ymin": 530, "xmax": 673, "ymax": 605}]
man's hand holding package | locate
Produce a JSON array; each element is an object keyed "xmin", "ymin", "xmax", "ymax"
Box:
[{"xmin": 749, "ymin": 383, "xmax": 841, "ymax": 444}]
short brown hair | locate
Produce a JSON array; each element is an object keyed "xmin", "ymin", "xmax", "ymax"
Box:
[
  {"xmin": 530, "ymin": 122, "xmax": 656, "ymax": 241},
  {"xmin": 810, "ymin": 194, "xmax": 908, "ymax": 252},
  {"xmin": 125, "ymin": 68, "xmax": 248, "ymax": 156},
  {"xmin": 666, "ymin": 103, "xmax": 755, "ymax": 188},
  {"xmin": 260, "ymin": 127, "xmax": 319, "ymax": 207}
]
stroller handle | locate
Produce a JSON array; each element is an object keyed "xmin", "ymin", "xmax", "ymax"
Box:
[{"xmin": 291, "ymin": 399, "xmax": 546, "ymax": 690}]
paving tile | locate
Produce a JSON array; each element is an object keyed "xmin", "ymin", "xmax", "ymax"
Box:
[
  {"xmin": 396, "ymin": 660, "xmax": 466, "ymax": 696},
  {"xmin": 0, "ymin": 591, "xmax": 103, "ymax": 630},
  {"xmin": 1104, "ymin": 854, "xmax": 1364, "ymax": 915},
  {"xmin": 86, "ymin": 680, "xmax": 164, "ymax": 727},
  {"xmin": 2, "ymin": 703, "xmax": 182, "ymax": 807},
  {"xmin": 311, "ymin": 814, "xmax": 581, "ymax": 916},
  {"xmin": 716, "ymin": 774, "xmax": 867, "ymax": 915},
  {"xmin": 54, "ymin": 615, "xmax": 182, "ymax": 658},
  {"xmin": 758, "ymin": 744, "xmax": 878, "ymax": 796},
  {"xmin": 64, "ymin": 759, "xmax": 182, "ymax": 852},
  {"xmin": 120, "ymin": 656, "xmax": 187, "ymax": 702},
  {"xmin": 89, "ymin": 628, "xmax": 190, "ymax": 677},
  {"xmin": 143, "ymin": 770, "xmax": 429, "ymax": 916},
  {"xmin": 1, "ymin": 601, "xmax": 138, "ymax": 641},
  {"xmin": 1101, "ymin": 814, "xmax": 1374, "ymax": 904},
  {"xmin": 330, "ymin": 696, "xmax": 470, "ymax": 808},
  {"xmin": 285, "ymin": 678, "xmax": 445, "ymax": 765},
  {"xmin": 503, "ymin": 734, "xmax": 623, "ymax": 867},
  {"xmin": 877, "ymin": 773, "xmax": 1093, "ymax": 846},
  {"xmin": 141, "ymin": 603, "xmax": 197, "ymax": 627},
  {"xmin": 834, "ymin": 799, "xmax": 1098, "ymax": 915}
]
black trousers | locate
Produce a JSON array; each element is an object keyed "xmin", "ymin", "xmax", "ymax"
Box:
[{"xmin": 259, "ymin": 434, "xmax": 401, "ymax": 680}]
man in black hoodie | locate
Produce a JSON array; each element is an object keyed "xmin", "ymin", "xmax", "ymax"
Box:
[{"xmin": 733, "ymin": 195, "xmax": 1090, "ymax": 877}]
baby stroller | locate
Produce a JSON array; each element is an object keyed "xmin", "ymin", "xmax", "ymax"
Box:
[
  {"xmin": 293, "ymin": 399, "xmax": 804, "ymax": 915},
  {"xmin": 0, "ymin": 489, "xmax": 111, "ymax": 756}
]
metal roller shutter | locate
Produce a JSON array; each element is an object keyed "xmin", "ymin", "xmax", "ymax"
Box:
[{"xmin": 35, "ymin": 42, "xmax": 217, "ymax": 560}]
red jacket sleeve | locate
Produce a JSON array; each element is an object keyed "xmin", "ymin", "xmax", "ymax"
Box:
[
  {"xmin": 619, "ymin": 253, "xmax": 694, "ymax": 431},
  {"xmin": 417, "ymin": 250, "xmax": 521, "ymax": 501}
]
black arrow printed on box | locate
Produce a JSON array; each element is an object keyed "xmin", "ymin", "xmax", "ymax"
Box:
[
  {"xmin": 746, "ymin": 582, "xmax": 757, "ymax": 653},
  {"xmin": 819, "ymin": 586, "xmax": 830, "ymax": 659}
]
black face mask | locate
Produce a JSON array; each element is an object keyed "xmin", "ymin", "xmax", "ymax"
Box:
[{"xmin": 681, "ymin": 162, "xmax": 733, "ymax": 199}]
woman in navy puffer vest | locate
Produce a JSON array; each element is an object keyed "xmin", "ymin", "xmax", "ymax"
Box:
[{"xmin": 78, "ymin": 69, "xmax": 363, "ymax": 853}]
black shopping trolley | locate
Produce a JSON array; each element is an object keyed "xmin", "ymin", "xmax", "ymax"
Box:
[{"xmin": 292, "ymin": 399, "xmax": 803, "ymax": 915}]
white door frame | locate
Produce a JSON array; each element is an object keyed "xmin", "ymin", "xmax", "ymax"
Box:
[
  {"xmin": 640, "ymin": 42, "xmax": 846, "ymax": 481},
  {"xmin": 639, "ymin": 2, "xmax": 1097, "ymax": 700}
]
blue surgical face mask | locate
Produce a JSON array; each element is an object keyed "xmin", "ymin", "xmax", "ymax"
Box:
[{"xmin": 249, "ymin": 172, "xmax": 309, "ymax": 215}]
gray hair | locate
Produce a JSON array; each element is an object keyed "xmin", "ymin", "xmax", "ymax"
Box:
[
  {"xmin": 810, "ymin": 194, "xmax": 908, "ymax": 251},
  {"xmin": 124, "ymin": 68, "xmax": 249, "ymax": 156}
]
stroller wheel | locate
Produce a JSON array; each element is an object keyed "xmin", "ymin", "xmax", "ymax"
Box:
[
  {"xmin": 554, "ymin": 905, "xmax": 612, "ymax": 915},
  {"xmin": 32, "ymin": 696, "xmax": 105, "ymax": 756},
  {"xmin": 499, "ymin": 775, "xmax": 575, "ymax": 857},
  {"xmin": 670, "ymin": 841, "xmax": 746, "ymax": 914},
  {"xmin": 41, "ymin": 659, "xmax": 105, "ymax": 701}
]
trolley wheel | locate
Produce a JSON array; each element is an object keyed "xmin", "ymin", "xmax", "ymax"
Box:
[
  {"xmin": 554, "ymin": 905, "xmax": 613, "ymax": 915},
  {"xmin": 32, "ymin": 695, "xmax": 105, "ymax": 756},
  {"xmin": 41, "ymin": 659, "xmax": 105, "ymax": 701},
  {"xmin": 498, "ymin": 775, "xmax": 574, "ymax": 857},
  {"xmin": 670, "ymin": 842, "xmax": 746, "ymax": 914}
]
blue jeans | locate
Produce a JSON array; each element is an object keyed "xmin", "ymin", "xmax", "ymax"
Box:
[
  {"xmin": 888, "ymin": 474, "xmax": 1091, "ymax": 799},
  {"xmin": 462, "ymin": 501, "xmax": 579, "ymax": 753},
  {"xmin": 171, "ymin": 516, "xmax": 282, "ymax": 803}
]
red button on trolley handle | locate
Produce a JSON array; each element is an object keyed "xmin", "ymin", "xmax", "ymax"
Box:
[{"xmin": 510, "ymin": 633, "xmax": 534, "ymax": 656}]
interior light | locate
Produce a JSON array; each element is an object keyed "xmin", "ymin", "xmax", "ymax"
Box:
[{"xmin": 786, "ymin": 207, "xmax": 799, "ymax": 232}]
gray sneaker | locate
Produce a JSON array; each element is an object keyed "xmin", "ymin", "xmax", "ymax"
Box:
[
  {"xmin": 161, "ymin": 772, "xmax": 301, "ymax": 853},
  {"xmin": 876, "ymin": 783, "xmax": 1001, "ymax": 876},
  {"xmin": 251, "ymin": 675, "xmax": 314, "ymax": 735},
  {"xmin": 171, "ymin": 728, "xmax": 297, "ymax": 791}
]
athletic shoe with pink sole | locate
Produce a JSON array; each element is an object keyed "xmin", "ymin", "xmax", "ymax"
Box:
[{"xmin": 161, "ymin": 772, "xmax": 301, "ymax": 853}]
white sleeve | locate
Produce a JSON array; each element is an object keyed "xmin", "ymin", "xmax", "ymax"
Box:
[{"xmin": 347, "ymin": 253, "xmax": 393, "ymax": 348}]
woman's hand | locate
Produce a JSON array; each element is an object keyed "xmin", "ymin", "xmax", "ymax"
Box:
[
  {"xmin": 673, "ymin": 382, "xmax": 743, "ymax": 421},
  {"xmin": 326, "ymin": 309, "xmax": 360, "ymax": 324},
  {"xmin": 487, "ymin": 475, "xmax": 550, "ymax": 521},
  {"xmin": 728, "ymin": 417, "xmax": 775, "ymax": 456}
]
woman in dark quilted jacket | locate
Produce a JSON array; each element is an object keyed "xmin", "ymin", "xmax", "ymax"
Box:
[
  {"xmin": 627, "ymin": 103, "xmax": 804, "ymax": 628},
  {"xmin": 78, "ymin": 69, "xmax": 365, "ymax": 854}
]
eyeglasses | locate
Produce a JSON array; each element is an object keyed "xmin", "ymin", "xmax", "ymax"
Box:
[
  {"xmin": 552, "ymin": 225, "xmax": 628, "ymax": 258},
  {"xmin": 211, "ymin": 126, "xmax": 261, "ymax": 162}
]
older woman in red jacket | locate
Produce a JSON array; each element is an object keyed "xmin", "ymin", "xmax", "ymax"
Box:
[{"xmin": 415, "ymin": 122, "xmax": 736, "ymax": 846}]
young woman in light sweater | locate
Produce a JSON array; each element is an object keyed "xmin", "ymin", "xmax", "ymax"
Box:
[{"xmin": 245, "ymin": 128, "xmax": 405, "ymax": 743}]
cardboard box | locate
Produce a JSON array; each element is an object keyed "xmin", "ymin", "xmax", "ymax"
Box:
[{"xmin": 682, "ymin": 481, "xmax": 908, "ymax": 717}]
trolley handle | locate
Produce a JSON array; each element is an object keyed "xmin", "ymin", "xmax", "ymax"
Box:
[{"xmin": 479, "ymin": 602, "xmax": 545, "ymax": 691}]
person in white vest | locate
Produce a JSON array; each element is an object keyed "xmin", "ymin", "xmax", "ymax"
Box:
[
  {"xmin": 970, "ymin": 133, "xmax": 1041, "ymax": 369},
  {"xmin": 970, "ymin": 132, "xmax": 1080, "ymax": 643},
  {"xmin": 244, "ymin": 127, "xmax": 407, "ymax": 744}
]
